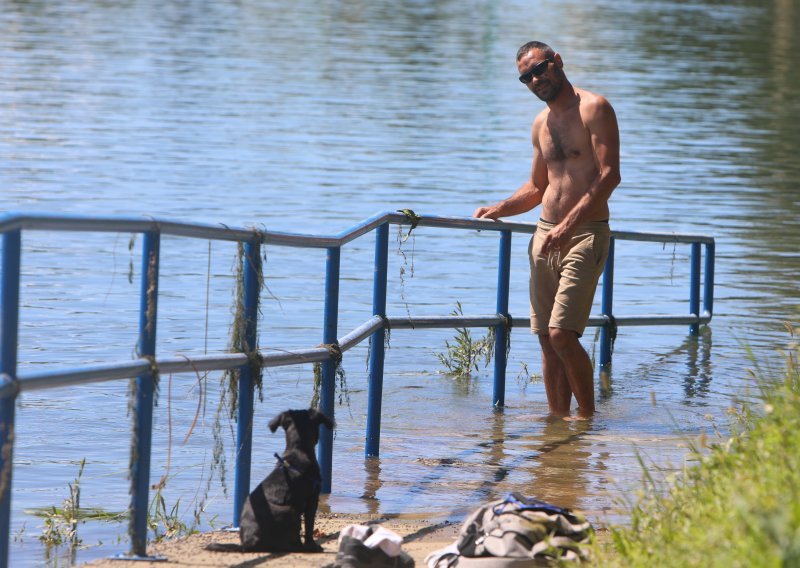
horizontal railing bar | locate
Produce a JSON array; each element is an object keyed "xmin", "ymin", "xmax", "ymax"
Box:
[
  {"xmin": 156, "ymin": 353, "xmax": 248, "ymax": 374},
  {"xmin": 0, "ymin": 212, "xmax": 714, "ymax": 250},
  {"xmin": 585, "ymin": 313, "xmax": 712, "ymax": 328},
  {"xmin": 10, "ymin": 309, "xmax": 712, "ymax": 393},
  {"xmin": 387, "ymin": 315, "xmax": 503, "ymax": 329},
  {"xmin": 611, "ymin": 313, "xmax": 712, "ymax": 327},
  {"xmin": 415, "ymin": 214, "xmax": 539, "ymax": 235},
  {"xmin": 17, "ymin": 360, "xmax": 152, "ymax": 392},
  {"xmin": 412, "ymin": 215, "xmax": 715, "ymax": 245},
  {"xmin": 151, "ymin": 221, "xmax": 257, "ymax": 243},
  {"xmin": 339, "ymin": 316, "xmax": 384, "ymax": 352},
  {"xmin": 261, "ymin": 347, "xmax": 331, "ymax": 367},
  {"xmin": 508, "ymin": 314, "xmax": 712, "ymax": 328},
  {"xmin": 335, "ymin": 213, "xmax": 398, "ymax": 246},
  {"xmin": 0, "ymin": 213, "xmax": 256, "ymax": 243},
  {"xmin": 17, "ymin": 354, "xmax": 254, "ymax": 392},
  {"xmin": 611, "ymin": 230, "xmax": 715, "ymax": 245},
  {"xmin": 14, "ymin": 348, "xmax": 328, "ymax": 392},
  {"xmin": 260, "ymin": 232, "xmax": 341, "ymax": 249}
]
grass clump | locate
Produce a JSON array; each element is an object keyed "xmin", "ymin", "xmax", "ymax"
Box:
[
  {"xmin": 147, "ymin": 487, "xmax": 197, "ymax": 543},
  {"xmin": 29, "ymin": 459, "xmax": 125, "ymax": 556},
  {"xmin": 594, "ymin": 322, "xmax": 800, "ymax": 567},
  {"xmin": 436, "ymin": 302, "xmax": 495, "ymax": 379},
  {"xmin": 37, "ymin": 459, "xmax": 86, "ymax": 550}
]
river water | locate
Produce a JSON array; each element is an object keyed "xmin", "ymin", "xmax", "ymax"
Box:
[{"xmin": 1, "ymin": 0, "xmax": 799, "ymax": 565}]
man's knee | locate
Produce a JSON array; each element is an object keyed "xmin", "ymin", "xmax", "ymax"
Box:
[
  {"xmin": 548, "ymin": 327, "xmax": 580, "ymax": 354},
  {"xmin": 538, "ymin": 334, "xmax": 557, "ymax": 356}
]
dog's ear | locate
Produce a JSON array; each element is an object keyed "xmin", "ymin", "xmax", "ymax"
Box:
[
  {"xmin": 268, "ymin": 411, "xmax": 287, "ymax": 433},
  {"xmin": 309, "ymin": 408, "xmax": 335, "ymax": 431}
]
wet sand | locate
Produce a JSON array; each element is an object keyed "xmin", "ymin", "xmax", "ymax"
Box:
[{"xmin": 82, "ymin": 512, "xmax": 461, "ymax": 567}]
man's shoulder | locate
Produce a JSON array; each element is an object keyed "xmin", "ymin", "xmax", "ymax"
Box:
[
  {"xmin": 577, "ymin": 88, "xmax": 613, "ymax": 111},
  {"xmin": 577, "ymin": 89, "xmax": 616, "ymax": 126},
  {"xmin": 533, "ymin": 104, "xmax": 553, "ymax": 126},
  {"xmin": 531, "ymin": 107, "xmax": 549, "ymax": 135}
]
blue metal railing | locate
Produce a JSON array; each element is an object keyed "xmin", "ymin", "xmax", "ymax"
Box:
[{"xmin": 0, "ymin": 211, "xmax": 714, "ymax": 565}]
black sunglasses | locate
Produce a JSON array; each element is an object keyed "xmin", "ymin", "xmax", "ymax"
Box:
[{"xmin": 518, "ymin": 58, "xmax": 553, "ymax": 84}]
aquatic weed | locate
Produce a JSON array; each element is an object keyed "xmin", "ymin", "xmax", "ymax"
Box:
[
  {"xmin": 396, "ymin": 209, "xmax": 421, "ymax": 323},
  {"xmin": 31, "ymin": 458, "xmax": 124, "ymax": 563},
  {"xmin": 311, "ymin": 343, "xmax": 349, "ymax": 410},
  {"xmin": 515, "ymin": 361, "xmax": 540, "ymax": 391},
  {"xmin": 212, "ymin": 238, "xmax": 265, "ymax": 495},
  {"xmin": 436, "ymin": 302, "xmax": 495, "ymax": 379},
  {"xmin": 220, "ymin": 239, "xmax": 265, "ymax": 420},
  {"xmin": 37, "ymin": 459, "xmax": 85, "ymax": 550}
]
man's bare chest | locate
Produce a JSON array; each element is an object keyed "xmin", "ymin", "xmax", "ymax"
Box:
[{"xmin": 540, "ymin": 118, "xmax": 592, "ymax": 164}]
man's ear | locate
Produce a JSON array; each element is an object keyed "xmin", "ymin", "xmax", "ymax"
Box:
[{"xmin": 269, "ymin": 411, "xmax": 286, "ymax": 433}]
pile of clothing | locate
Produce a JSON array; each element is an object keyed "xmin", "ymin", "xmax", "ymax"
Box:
[{"xmin": 426, "ymin": 493, "xmax": 593, "ymax": 567}]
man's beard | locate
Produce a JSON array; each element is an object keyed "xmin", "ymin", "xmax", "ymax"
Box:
[{"xmin": 534, "ymin": 74, "xmax": 564, "ymax": 102}]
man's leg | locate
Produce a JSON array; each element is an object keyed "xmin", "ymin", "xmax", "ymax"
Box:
[
  {"xmin": 548, "ymin": 328, "xmax": 595, "ymax": 418},
  {"xmin": 538, "ymin": 334, "xmax": 572, "ymax": 416}
]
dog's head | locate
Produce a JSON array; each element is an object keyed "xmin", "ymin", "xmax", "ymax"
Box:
[{"xmin": 269, "ymin": 408, "xmax": 335, "ymax": 455}]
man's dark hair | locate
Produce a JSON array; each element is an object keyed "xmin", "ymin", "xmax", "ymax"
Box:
[{"xmin": 516, "ymin": 41, "xmax": 555, "ymax": 61}]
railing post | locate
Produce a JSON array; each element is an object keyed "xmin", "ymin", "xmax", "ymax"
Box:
[
  {"xmin": 366, "ymin": 224, "xmax": 389, "ymax": 457},
  {"xmin": 599, "ymin": 236, "xmax": 615, "ymax": 368},
  {"xmin": 703, "ymin": 241, "xmax": 715, "ymax": 320},
  {"xmin": 689, "ymin": 242, "xmax": 701, "ymax": 335},
  {"xmin": 318, "ymin": 246, "xmax": 340, "ymax": 493},
  {"xmin": 0, "ymin": 230, "xmax": 21, "ymax": 568},
  {"xmin": 129, "ymin": 231, "xmax": 160, "ymax": 558},
  {"xmin": 233, "ymin": 240, "xmax": 261, "ymax": 527},
  {"xmin": 493, "ymin": 230, "xmax": 512, "ymax": 408}
]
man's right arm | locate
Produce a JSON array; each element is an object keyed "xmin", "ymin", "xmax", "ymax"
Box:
[
  {"xmin": 473, "ymin": 116, "xmax": 547, "ymax": 220},
  {"xmin": 472, "ymin": 178, "xmax": 543, "ymax": 220}
]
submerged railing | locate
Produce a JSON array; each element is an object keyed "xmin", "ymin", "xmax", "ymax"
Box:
[{"xmin": 0, "ymin": 211, "xmax": 714, "ymax": 564}]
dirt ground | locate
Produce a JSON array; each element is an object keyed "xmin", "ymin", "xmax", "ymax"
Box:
[{"xmin": 82, "ymin": 512, "xmax": 461, "ymax": 567}]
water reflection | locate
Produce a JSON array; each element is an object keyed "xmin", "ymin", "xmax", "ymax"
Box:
[
  {"xmin": 482, "ymin": 411, "xmax": 512, "ymax": 490},
  {"xmin": 353, "ymin": 410, "xmax": 602, "ymax": 516},
  {"xmin": 684, "ymin": 328, "xmax": 713, "ymax": 401},
  {"xmin": 599, "ymin": 368, "xmax": 614, "ymax": 402},
  {"xmin": 362, "ymin": 457, "xmax": 382, "ymax": 516},
  {"xmin": 518, "ymin": 419, "xmax": 595, "ymax": 512}
]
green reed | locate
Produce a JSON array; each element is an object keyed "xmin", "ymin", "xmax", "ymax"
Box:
[
  {"xmin": 593, "ymin": 322, "xmax": 800, "ymax": 567},
  {"xmin": 436, "ymin": 302, "xmax": 495, "ymax": 379}
]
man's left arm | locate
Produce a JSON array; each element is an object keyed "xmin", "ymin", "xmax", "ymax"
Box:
[{"xmin": 541, "ymin": 97, "xmax": 621, "ymax": 255}]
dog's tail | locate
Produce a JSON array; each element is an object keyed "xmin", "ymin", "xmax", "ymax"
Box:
[{"xmin": 205, "ymin": 542, "xmax": 244, "ymax": 553}]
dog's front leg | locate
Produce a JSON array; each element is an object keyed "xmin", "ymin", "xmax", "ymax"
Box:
[{"xmin": 302, "ymin": 487, "xmax": 323, "ymax": 552}]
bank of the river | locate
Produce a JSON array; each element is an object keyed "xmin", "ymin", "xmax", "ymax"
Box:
[
  {"xmin": 592, "ymin": 326, "xmax": 800, "ymax": 567},
  {"xmin": 82, "ymin": 513, "xmax": 462, "ymax": 567}
]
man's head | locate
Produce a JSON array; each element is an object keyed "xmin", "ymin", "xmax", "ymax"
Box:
[{"xmin": 516, "ymin": 41, "xmax": 565, "ymax": 103}]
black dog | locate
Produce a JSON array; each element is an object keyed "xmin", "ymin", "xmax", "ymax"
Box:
[
  {"xmin": 240, "ymin": 408, "xmax": 334, "ymax": 552},
  {"xmin": 208, "ymin": 408, "xmax": 334, "ymax": 553}
]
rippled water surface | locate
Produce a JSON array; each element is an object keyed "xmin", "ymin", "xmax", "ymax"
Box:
[{"xmin": 2, "ymin": 0, "xmax": 799, "ymax": 565}]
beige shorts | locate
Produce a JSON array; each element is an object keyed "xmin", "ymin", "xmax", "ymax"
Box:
[{"xmin": 529, "ymin": 219, "xmax": 611, "ymax": 337}]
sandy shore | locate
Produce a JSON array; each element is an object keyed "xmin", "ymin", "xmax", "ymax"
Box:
[{"xmin": 82, "ymin": 512, "xmax": 461, "ymax": 567}]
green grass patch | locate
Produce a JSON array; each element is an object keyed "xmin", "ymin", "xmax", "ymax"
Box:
[
  {"xmin": 593, "ymin": 323, "xmax": 800, "ymax": 567},
  {"xmin": 436, "ymin": 302, "xmax": 495, "ymax": 380}
]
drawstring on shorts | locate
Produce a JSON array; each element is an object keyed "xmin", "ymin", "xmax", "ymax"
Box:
[{"xmin": 547, "ymin": 247, "xmax": 561, "ymax": 271}]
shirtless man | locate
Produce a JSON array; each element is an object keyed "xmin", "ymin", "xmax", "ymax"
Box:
[{"xmin": 473, "ymin": 41, "xmax": 620, "ymax": 419}]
